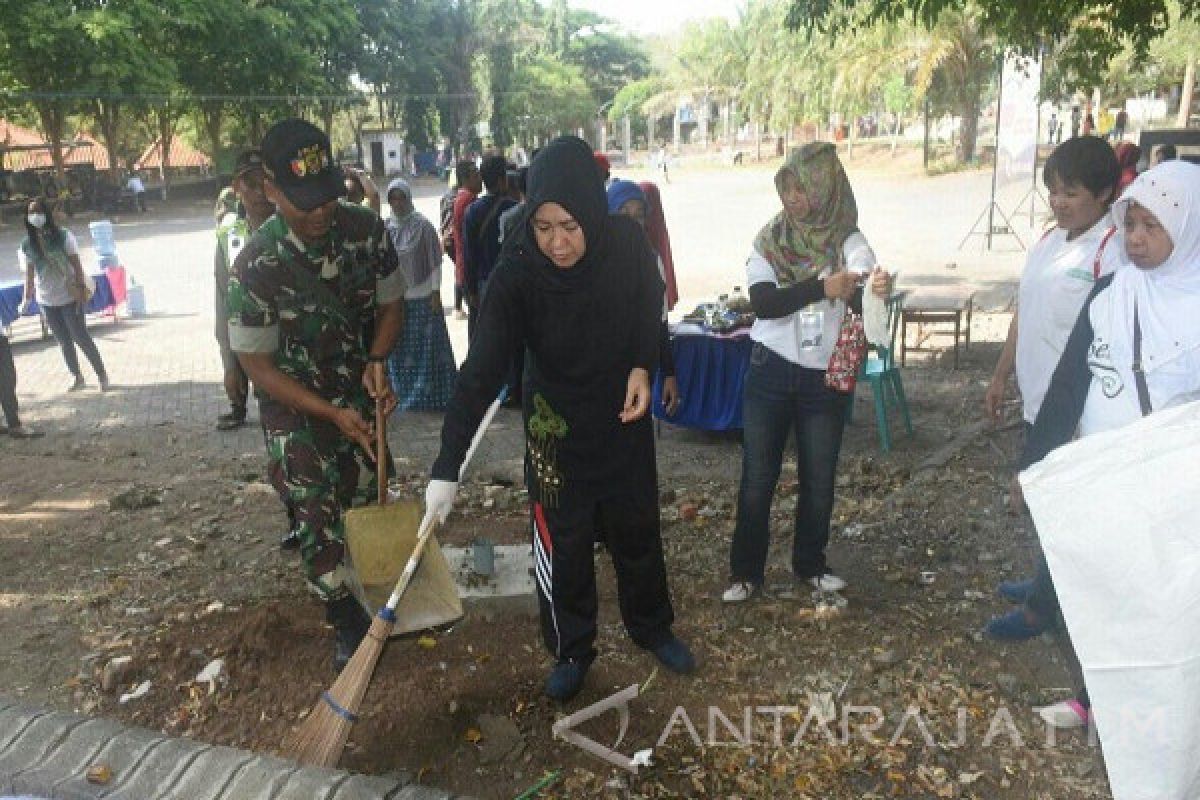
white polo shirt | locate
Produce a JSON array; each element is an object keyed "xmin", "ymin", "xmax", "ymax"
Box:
[{"xmin": 1016, "ymin": 217, "xmax": 1122, "ymax": 423}]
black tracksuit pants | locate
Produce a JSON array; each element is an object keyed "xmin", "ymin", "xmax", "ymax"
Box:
[{"xmin": 531, "ymin": 482, "xmax": 674, "ymax": 663}]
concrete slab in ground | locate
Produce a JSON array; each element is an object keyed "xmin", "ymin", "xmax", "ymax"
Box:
[{"xmin": 443, "ymin": 545, "xmax": 536, "ymax": 618}]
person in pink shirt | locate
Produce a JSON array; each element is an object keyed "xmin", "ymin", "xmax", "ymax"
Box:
[{"xmin": 451, "ymin": 161, "xmax": 482, "ymax": 321}]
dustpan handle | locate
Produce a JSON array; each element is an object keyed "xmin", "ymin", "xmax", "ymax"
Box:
[{"xmin": 380, "ymin": 393, "xmax": 505, "ymax": 616}]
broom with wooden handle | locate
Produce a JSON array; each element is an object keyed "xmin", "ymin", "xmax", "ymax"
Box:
[{"xmin": 283, "ymin": 387, "xmax": 505, "ymax": 767}]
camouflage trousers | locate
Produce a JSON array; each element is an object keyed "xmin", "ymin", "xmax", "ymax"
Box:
[{"xmin": 261, "ymin": 399, "xmax": 394, "ymax": 601}]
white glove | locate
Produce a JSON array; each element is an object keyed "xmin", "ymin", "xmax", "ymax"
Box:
[{"xmin": 425, "ymin": 479, "xmax": 458, "ymax": 525}]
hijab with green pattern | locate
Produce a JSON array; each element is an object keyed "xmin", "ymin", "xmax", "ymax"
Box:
[{"xmin": 752, "ymin": 142, "xmax": 858, "ymax": 287}]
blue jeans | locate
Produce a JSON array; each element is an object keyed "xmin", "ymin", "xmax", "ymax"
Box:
[{"xmin": 730, "ymin": 343, "xmax": 849, "ymax": 584}]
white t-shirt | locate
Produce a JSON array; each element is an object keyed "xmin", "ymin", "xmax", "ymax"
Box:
[
  {"xmin": 746, "ymin": 231, "xmax": 877, "ymax": 369},
  {"xmin": 127, "ymin": 176, "xmax": 145, "ymax": 193},
  {"xmin": 1016, "ymin": 217, "xmax": 1121, "ymax": 423},
  {"xmin": 17, "ymin": 230, "xmax": 80, "ymax": 307}
]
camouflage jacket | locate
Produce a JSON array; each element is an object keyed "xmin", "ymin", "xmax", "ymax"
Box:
[{"xmin": 226, "ymin": 202, "xmax": 404, "ymax": 406}]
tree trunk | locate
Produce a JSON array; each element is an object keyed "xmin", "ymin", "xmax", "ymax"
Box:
[
  {"xmin": 891, "ymin": 113, "xmax": 901, "ymax": 157},
  {"xmin": 1178, "ymin": 55, "xmax": 1196, "ymax": 129},
  {"xmin": 958, "ymin": 91, "xmax": 981, "ymax": 164},
  {"xmin": 248, "ymin": 110, "xmax": 265, "ymax": 147},
  {"xmin": 203, "ymin": 103, "xmax": 223, "ymax": 174},
  {"xmin": 35, "ymin": 101, "xmax": 68, "ymax": 183},
  {"xmin": 322, "ymin": 105, "xmax": 335, "ymax": 138},
  {"xmin": 93, "ymin": 100, "xmax": 123, "ymax": 178},
  {"xmin": 156, "ymin": 104, "xmax": 177, "ymax": 198}
]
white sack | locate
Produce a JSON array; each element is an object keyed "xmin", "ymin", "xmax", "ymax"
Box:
[{"xmin": 1020, "ymin": 399, "xmax": 1200, "ymax": 800}]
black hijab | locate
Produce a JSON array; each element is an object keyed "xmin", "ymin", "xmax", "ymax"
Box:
[{"xmin": 506, "ymin": 135, "xmax": 609, "ymax": 283}]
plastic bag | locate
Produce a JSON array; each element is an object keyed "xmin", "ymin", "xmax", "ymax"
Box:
[
  {"xmin": 1020, "ymin": 400, "xmax": 1200, "ymax": 800},
  {"xmin": 861, "ymin": 270, "xmax": 896, "ymax": 347}
]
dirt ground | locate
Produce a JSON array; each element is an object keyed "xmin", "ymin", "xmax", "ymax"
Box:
[{"xmin": 0, "ymin": 314, "xmax": 1115, "ymax": 800}]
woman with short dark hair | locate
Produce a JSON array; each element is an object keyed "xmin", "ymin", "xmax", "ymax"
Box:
[{"xmin": 984, "ymin": 136, "xmax": 1124, "ymax": 635}]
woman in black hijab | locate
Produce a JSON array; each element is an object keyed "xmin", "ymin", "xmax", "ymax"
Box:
[{"xmin": 426, "ymin": 136, "xmax": 695, "ymax": 701}]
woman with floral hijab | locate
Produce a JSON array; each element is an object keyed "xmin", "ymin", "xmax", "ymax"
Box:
[{"xmin": 723, "ymin": 143, "xmax": 892, "ymax": 604}]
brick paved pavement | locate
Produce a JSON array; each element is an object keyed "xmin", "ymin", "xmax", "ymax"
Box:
[{"xmin": 1, "ymin": 164, "xmax": 1024, "ymax": 468}]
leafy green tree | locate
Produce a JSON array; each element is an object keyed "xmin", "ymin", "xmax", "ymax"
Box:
[
  {"xmin": 788, "ymin": 0, "xmax": 1198, "ymax": 79},
  {"xmin": 608, "ymin": 77, "xmax": 664, "ymax": 129},
  {"xmin": 82, "ymin": 0, "xmax": 177, "ymax": 176},
  {"xmin": 562, "ymin": 10, "xmax": 650, "ymax": 111},
  {"xmin": 909, "ymin": 6, "xmax": 996, "ymax": 163},
  {"xmin": 501, "ymin": 54, "xmax": 594, "ymax": 144},
  {"xmin": 0, "ymin": 0, "xmax": 95, "ymax": 179}
]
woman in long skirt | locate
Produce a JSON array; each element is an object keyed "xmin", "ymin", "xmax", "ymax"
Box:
[{"xmin": 384, "ymin": 179, "xmax": 457, "ymax": 411}]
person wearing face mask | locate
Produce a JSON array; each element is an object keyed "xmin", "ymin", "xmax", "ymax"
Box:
[
  {"xmin": 425, "ymin": 136, "xmax": 695, "ymax": 702},
  {"xmin": 1000, "ymin": 160, "xmax": 1200, "ymax": 732},
  {"xmin": 721, "ymin": 143, "xmax": 892, "ymax": 606},
  {"xmin": 18, "ymin": 198, "xmax": 110, "ymax": 392},
  {"xmin": 226, "ymin": 119, "xmax": 406, "ymax": 672}
]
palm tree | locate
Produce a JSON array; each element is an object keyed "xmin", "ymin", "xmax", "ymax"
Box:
[{"xmin": 910, "ymin": 5, "xmax": 997, "ymax": 164}]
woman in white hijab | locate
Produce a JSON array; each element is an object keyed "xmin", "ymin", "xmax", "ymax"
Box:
[
  {"xmin": 1004, "ymin": 160, "xmax": 1200, "ymax": 730},
  {"xmin": 384, "ymin": 178, "xmax": 457, "ymax": 411}
]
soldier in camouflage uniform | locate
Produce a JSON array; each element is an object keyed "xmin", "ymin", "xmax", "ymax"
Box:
[
  {"xmin": 215, "ymin": 149, "xmax": 301, "ymax": 548},
  {"xmin": 227, "ymin": 119, "xmax": 406, "ymax": 671}
]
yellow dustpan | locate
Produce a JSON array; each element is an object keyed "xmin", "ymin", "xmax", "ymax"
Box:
[
  {"xmin": 344, "ymin": 368, "xmax": 464, "ymax": 635},
  {"xmin": 345, "ymin": 501, "xmax": 463, "ymax": 634}
]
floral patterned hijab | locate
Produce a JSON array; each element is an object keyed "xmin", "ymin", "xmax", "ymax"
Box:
[{"xmin": 753, "ymin": 142, "xmax": 858, "ymax": 286}]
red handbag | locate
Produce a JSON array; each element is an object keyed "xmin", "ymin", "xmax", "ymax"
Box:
[{"xmin": 824, "ymin": 309, "xmax": 866, "ymax": 393}]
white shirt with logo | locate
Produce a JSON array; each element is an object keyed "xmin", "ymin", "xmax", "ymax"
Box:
[
  {"xmin": 746, "ymin": 231, "xmax": 877, "ymax": 369},
  {"xmin": 1016, "ymin": 217, "xmax": 1121, "ymax": 423}
]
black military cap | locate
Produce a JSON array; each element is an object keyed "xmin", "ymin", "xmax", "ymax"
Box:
[{"xmin": 260, "ymin": 119, "xmax": 345, "ymax": 211}]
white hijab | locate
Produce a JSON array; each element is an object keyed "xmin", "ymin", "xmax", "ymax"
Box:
[{"xmin": 1106, "ymin": 161, "xmax": 1200, "ymax": 388}]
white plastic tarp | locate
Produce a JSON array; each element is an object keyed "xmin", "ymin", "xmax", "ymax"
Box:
[{"xmin": 1020, "ymin": 400, "xmax": 1200, "ymax": 800}]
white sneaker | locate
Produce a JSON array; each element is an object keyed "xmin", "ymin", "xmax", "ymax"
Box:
[
  {"xmin": 808, "ymin": 573, "xmax": 847, "ymax": 592},
  {"xmin": 1035, "ymin": 700, "xmax": 1089, "ymax": 729},
  {"xmin": 721, "ymin": 581, "xmax": 758, "ymax": 604}
]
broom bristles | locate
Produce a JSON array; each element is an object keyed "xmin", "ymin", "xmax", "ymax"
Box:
[{"xmin": 282, "ymin": 613, "xmax": 396, "ymax": 767}]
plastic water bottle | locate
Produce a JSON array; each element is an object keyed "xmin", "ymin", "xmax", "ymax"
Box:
[
  {"xmin": 731, "ymin": 285, "xmax": 747, "ymax": 308},
  {"xmin": 126, "ymin": 279, "xmax": 147, "ymax": 317},
  {"xmin": 88, "ymin": 220, "xmax": 117, "ymax": 257}
]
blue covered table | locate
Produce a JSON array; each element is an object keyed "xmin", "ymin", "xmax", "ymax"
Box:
[
  {"xmin": 653, "ymin": 323, "xmax": 752, "ymax": 431},
  {"xmin": 0, "ymin": 272, "xmax": 118, "ymax": 331}
]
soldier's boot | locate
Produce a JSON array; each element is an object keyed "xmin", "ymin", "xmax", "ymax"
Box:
[{"xmin": 326, "ymin": 594, "xmax": 371, "ymax": 674}]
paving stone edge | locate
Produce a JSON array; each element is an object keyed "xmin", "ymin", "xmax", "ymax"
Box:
[{"xmin": 0, "ymin": 698, "xmax": 470, "ymax": 800}]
